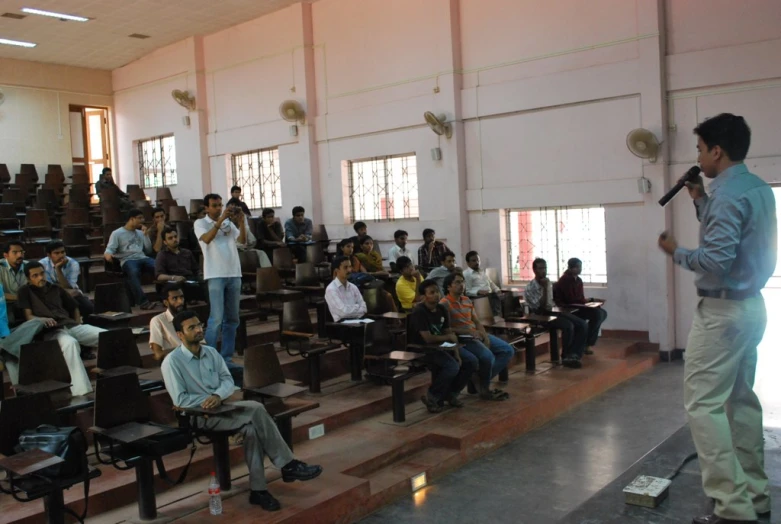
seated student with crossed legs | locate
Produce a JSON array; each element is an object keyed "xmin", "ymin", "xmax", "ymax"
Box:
[
  {"xmin": 555, "ymin": 257, "xmax": 607, "ymax": 353},
  {"xmin": 161, "ymin": 310, "xmax": 323, "ymax": 512}
]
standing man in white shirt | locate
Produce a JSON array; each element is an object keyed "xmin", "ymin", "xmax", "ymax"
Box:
[
  {"xmin": 463, "ymin": 251, "xmax": 503, "ymax": 317},
  {"xmin": 193, "ymin": 194, "xmax": 246, "ymax": 383},
  {"xmin": 387, "ymin": 230, "xmax": 416, "ymax": 273}
]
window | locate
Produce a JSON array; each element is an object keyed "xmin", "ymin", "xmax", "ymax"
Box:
[
  {"xmin": 138, "ymin": 134, "xmax": 177, "ymax": 188},
  {"xmin": 230, "ymin": 148, "xmax": 281, "ymax": 210},
  {"xmin": 506, "ymin": 206, "xmax": 607, "ymax": 284},
  {"xmin": 348, "ymin": 153, "xmax": 419, "ymax": 222}
]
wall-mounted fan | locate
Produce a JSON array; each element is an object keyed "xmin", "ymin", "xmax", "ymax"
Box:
[
  {"xmin": 626, "ymin": 128, "xmax": 661, "ymax": 163},
  {"xmin": 279, "ymin": 100, "xmax": 306, "ymax": 124},
  {"xmin": 424, "ymin": 111, "xmax": 452, "ymax": 138},
  {"xmin": 171, "ymin": 89, "xmax": 196, "ymax": 111}
]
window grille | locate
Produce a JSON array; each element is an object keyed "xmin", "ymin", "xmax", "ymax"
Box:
[
  {"xmin": 230, "ymin": 148, "xmax": 282, "ymax": 210},
  {"xmin": 138, "ymin": 134, "xmax": 177, "ymax": 188},
  {"xmin": 347, "ymin": 154, "xmax": 419, "ymax": 222}
]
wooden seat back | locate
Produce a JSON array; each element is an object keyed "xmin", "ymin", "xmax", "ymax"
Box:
[
  {"xmin": 306, "ymin": 243, "xmax": 325, "ymax": 265},
  {"xmin": 159, "ymin": 199, "xmax": 177, "ymax": 214},
  {"xmin": 473, "ymin": 296, "xmax": 495, "ymax": 324},
  {"xmin": 257, "ymin": 267, "xmax": 284, "ymax": 292},
  {"xmin": 97, "ymin": 328, "xmax": 143, "ymax": 370},
  {"xmin": 24, "ymin": 208, "xmax": 51, "ymax": 229},
  {"xmin": 101, "ymin": 205, "xmax": 122, "ymax": 224},
  {"xmin": 189, "ymin": 199, "xmax": 204, "ymax": 215},
  {"xmin": 0, "ymin": 202, "xmax": 17, "ymax": 219},
  {"xmin": 273, "ymin": 246, "xmax": 295, "ymax": 269},
  {"xmin": 94, "ymin": 373, "xmax": 149, "ymax": 430},
  {"xmin": 94, "ymin": 282, "xmax": 132, "ymax": 313},
  {"xmin": 312, "ymin": 224, "xmax": 328, "ymax": 243},
  {"xmin": 0, "ymin": 393, "xmax": 57, "ymax": 456},
  {"xmin": 47, "ymin": 164, "xmax": 65, "ymax": 179},
  {"xmin": 19, "ymin": 163, "xmax": 38, "ymax": 180},
  {"xmin": 168, "ymin": 205, "xmax": 188, "ymax": 223},
  {"xmin": 18, "ymin": 340, "xmax": 72, "ymax": 386},
  {"xmin": 156, "ymin": 187, "xmax": 173, "ymax": 202},
  {"xmin": 68, "ymin": 184, "xmax": 91, "ymax": 207},
  {"xmin": 294, "ymin": 262, "xmax": 319, "ymax": 287},
  {"xmin": 0, "ymin": 163, "xmax": 11, "ymax": 184},
  {"xmin": 362, "ymin": 287, "xmax": 396, "ymax": 316},
  {"xmin": 281, "ymin": 299, "xmax": 315, "ymax": 335},
  {"xmin": 71, "ymin": 172, "xmax": 90, "ymax": 185},
  {"xmin": 63, "ymin": 208, "xmax": 90, "ymax": 227},
  {"xmin": 2, "ymin": 187, "xmax": 24, "ymax": 204},
  {"xmin": 126, "ymin": 185, "xmax": 146, "ymax": 201},
  {"xmin": 15, "ymin": 173, "xmax": 37, "ymax": 193},
  {"xmin": 243, "ymin": 343, "xmax": 286, "ymax": 389}
]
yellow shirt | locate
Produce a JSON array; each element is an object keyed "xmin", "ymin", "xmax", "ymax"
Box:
[{"xmin": 396, "ymin": 276, "xmax": 418, "ymax": 310}]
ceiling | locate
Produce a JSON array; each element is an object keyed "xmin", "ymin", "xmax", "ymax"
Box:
[{"xmin": 0, "ymin": 0, "xmax": 308, "ymax": 70}]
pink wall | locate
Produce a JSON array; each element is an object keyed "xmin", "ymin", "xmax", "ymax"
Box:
[{"xmin": 108, "ymin": 0, "xmax": 781, "ymax": 349}]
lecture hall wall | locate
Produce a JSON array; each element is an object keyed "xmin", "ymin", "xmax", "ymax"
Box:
[
  {"xmin": 0, "ymin": 57, "xmax": 114, "ymax": 178},
  {"xmin": 107, "ymin": 0, "xmax": 781, "ymax": 350}
]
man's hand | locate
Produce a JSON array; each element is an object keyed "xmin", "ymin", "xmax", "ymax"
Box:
[
  {"xmin": 683, "ymin": 173, "xmax": 705, "ymax": 199},
  {"xmin": 480, "ymin": 331, "xmax": 490, "ymax": 345},
  {"xmin": 540, "ymin": 277, "xmax": 550, "ymax": 286},
  {"xmin": 218, "ymin": 207, "xmax": 232, "ymax": 224},
  {"xmin": 200, "ymin": 394, "xmax": 221, "ymax": 409},
  {"xmin": 478, "ymin": 290, "xmax": 490, "ymax": 296},
  {"xmin": 174, "ymin": 275, "xmax": 186, "ymax": 282},
  {"xmin": 66, "ymin": 289, "xmax": 80, "ymax": 297},
  {"xmin": 658, "ymin": 231, "xmax": 678, "ymax": 256},
  {"xmin": 140, "ymin": 224, "xmax": 148, "ymax": 234},
  {"xmin": 446, "ymin": 333, "xmax": 459, "ymax": 344},
  {"xmin": 40, "ymin": 317, "xmax": 57, "ymax": 328},
  {"xmin": 54, "ymin": 258, "xmax": 67, "ymax": 269},
  {"xmin": 103, "ymin": 253, "xmax": 113, "ymax": 262}
]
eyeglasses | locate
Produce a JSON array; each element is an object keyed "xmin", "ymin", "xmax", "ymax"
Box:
[{"xmin": 184, "ymin": 322, "xmax": 204, "ymax": 332}]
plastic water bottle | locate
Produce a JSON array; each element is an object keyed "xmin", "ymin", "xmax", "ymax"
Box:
[{"xmin": 208, "ymin": 472, "xmax": 222, "ymax": 515}]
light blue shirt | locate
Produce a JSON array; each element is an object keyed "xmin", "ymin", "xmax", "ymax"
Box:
[
  {"xmin": 284, "ymin": 217, "xmax": 313, "ymax": 243},
  {"xmin": 104, "ymin": 227, "xmax": 152, "ymax": 266},
  {"xmin": 160, "ymin": 344, "xmax": 235, "ymax": 409},
  {"xmin": 673, "ymin": 163, "xmax": 777, "ymax": 294},
  {"xmin": 0, "ymin": 283, "xmax": 10, "ymax": 338},
  {"xmin": 39, "ymin": 256, "xmax": 81, "ymax": 291}
]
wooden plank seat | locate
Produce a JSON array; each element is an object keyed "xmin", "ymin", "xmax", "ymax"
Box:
[
  {"xmin": 0, "ymin": 393, "xmax": 101, "ymax": 524},
  {"xmin": 281, "ymin": 299, "xmax": 343, "ymax": 394},
  {"xmin": 242, "ymin": 344, "xmax": 319, "ymax": 449},
  {"xmin": 90, "ymin": 373, "xmax": 192, "ymax": 521},
  {"xmin": 90, "ymin": 282, "xmax": 135, "ymax": 328}
]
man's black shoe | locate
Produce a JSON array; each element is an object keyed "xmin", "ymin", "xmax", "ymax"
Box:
[
  {"xmin": 249, "ymin": 490, "xmax": 280, "ymax": 511},
  {"xmin": 692, "ymin": 514, "xmax": 757, "ymax": 524},
  {"xmin": 584, "ymin": 347, "xmax": 595, "ymax": 355},
  {"xmin": 281, "ymin": 460, "xmax": 323, "ymax": 483},
  {"xmin": 562, "ymin": 357, "xmax": 582, "ymax": 369},
  {"xmin": 756, "ymin": 511, "xmax": 770, "ymax": 521}
]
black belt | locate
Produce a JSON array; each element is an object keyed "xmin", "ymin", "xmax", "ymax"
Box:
[{"xmin": 697, "ymin": 288, "xmax": 758, "ymax": 301}]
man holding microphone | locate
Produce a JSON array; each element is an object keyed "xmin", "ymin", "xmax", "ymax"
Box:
[{"xmin": 658, "ymin": 113, "xmax": 775, "ymax": 524}]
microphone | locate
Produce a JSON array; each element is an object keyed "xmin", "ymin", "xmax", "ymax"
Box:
[{"xmin": 658, "ymin": 166, "xmax": 701, "ymax": 207}]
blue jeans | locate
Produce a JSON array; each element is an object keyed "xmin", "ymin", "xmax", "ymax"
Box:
[
  {"xmin": 464, "ymin": 334, "xmax": 515, "ymax": 387},
  {"xmin": 122, "ymin": 257, "xmax": 156, "ymax": 305},
  {"xmin": 205, "ymin": 277, "xmax": 241, "ymax": 363},
  {"xmin": 421, "ymin": 346, "xmax": 477, "ymax": 402}
]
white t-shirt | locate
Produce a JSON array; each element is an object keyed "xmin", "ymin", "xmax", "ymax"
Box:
[{"xmin": 194, "ymin": 216, "xmax": 241, "ymax": 280}]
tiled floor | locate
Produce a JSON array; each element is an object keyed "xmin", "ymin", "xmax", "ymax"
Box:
[{"xmin": 360, "ymin": 361, "xmax": 689, "ymax": 523}]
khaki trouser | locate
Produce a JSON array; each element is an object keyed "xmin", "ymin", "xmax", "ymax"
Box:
[{"xmin": 684, "ymin": 295, "xmax": 770, "ymax": 520}]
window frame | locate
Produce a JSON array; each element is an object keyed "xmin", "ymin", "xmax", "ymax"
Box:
[
  {"xmin": 137, "ymin": 134, "xmax": 177, "ymax": 188},
  {"xmin": 230, "ymin": 147, "xmax": 282, "ymax": 211},
  {"xmin": 347, "ymin": 153, "xmax": 419, "ymax": 223},
  {"xmin": 505, "ymin": 205, "xmax": 608, "ymax": 286}
]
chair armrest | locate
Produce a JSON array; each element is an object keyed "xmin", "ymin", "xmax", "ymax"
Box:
[
  {"xmin": 89, "ymin": 422, "xmax": 164, "ymax": 444},
  {"xmin": 243, "ymin": 383, "xmax": 307, "ymax": 399},
  {"xmin": 281, "ymin": 330, "xmax": 315, "ymax": 338},
  {"xmin": 0, "ymin": 449, "xmax": 64, "ymax": 477},
  {"xmin": 325, "ymin": 321, "xmax": 365, "ymax": 330},
  {"xmin": 174, "ymin": 404, "xmax": 238, "ymax": 417}
]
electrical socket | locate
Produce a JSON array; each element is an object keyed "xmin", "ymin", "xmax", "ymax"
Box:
[{"xmin": 308, "ymin": 424, "xmax": 325, "ymax": 440}]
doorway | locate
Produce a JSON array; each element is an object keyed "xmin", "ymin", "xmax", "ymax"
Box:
[{"xmin": 69, "ymin": 105, "xmax": 111, "ymax": 185}]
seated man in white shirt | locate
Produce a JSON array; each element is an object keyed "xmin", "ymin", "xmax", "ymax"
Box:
[
  {"xmin": 149, "ymin": 282, "xmax": 186, "ymax": 361},
  {"xmin": 324, "ymin": 256, "xmax": 368, "ymax": 322},
  {"xmin": 463, "ymin": 251, "xmax": 504, "ymax": 317},
  {"xmin": 387, "ymin": 229, "xmax": 416, "ymax": 273},
  {"xmin": 161, "ymin": 310, "xmax": 322, "ymax": 512}
]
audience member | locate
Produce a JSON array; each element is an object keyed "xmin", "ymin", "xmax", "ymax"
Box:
[
  {"xmin": 337, "ymin": 239, "xmax": 374, "ymax": 287},
  {"xmin": 395, "ymin": 256, "xmax": 423, "ymax": 310},
  {"xmin": 418, "ymin": 228, "xmax": 450, "ymax": 271},
  {"xmin": 0, "ymin": 241, "xmax": 29, "ymax": 322},
  {"xmin": 409, "ymin": 279, "xmax": 476, "ymax": 412},
  {"xmin": 194, "ymin": 194, "xmax": 245, "ymax": 378},
  {"xmin": 426, "ymin": 251, "xmax": 459, "ymax": 294},
  {"xmin": 324, "ymin": 256, "xmax": 367, "ymax": 322},
  {"xmin": 149, "ymin": 282, "xmax": 186, "ymax": 361},
  {"xmin": 94, "ymin": 168, "xmax": 132, "ymax": 211},
  {"xmin": 440, "ymin": 272, "xmax": 513, "ymax": 400},
  {"xmin": 40, "ymin": 240, "xmax": 94, "ymax": 316},
  {"xmin": 155, "ymin": 227, "xmax": 206, "ymax": 302},
  {"xmin": 231, "ymin": 208, "xmax": 271, "ymax": 268},
  {"xmin": 145, "ymin": 207, "xmax": 168, "ymax": 254},
  {"xmin": 0, "ymin": 281, "xmax": 45, "ymax": 385},
  {"xmin": 105, "ymin": 209, "xmax": 160, "ymax": 309},
  {"xmin": 161, "ymin": 310, "xmax": 322, "ymax": 512},
  {"xmin": 555, "ymin": 258, "xmax": 607, "ymax": 353},
  {"xmin": 347, "ymin": 221, "xmax": 368, "ymax": 251},
  {"xmin": 525, "ymin": 258, "xmax": 585, "ymax": 368},
  {"xmin": 227, "ymin": 185, "xmax": 252, "ymax": 216},
  {"xmin": 18, "ymin": 261, "xmax": 105, "ymax": 396},
  {"xmin": 355, "ymin": 236, "xmax": 386, "ymax": 274},
  {"xmin": 464, "ymin": 251, "xmax": 503, "ymax": 317},
  {"xmin": 388, "ymin": 229, "xmax": 416, "ymax": 272},
  {"xmin": 257, "ymin": 208, "xmax": 286, "ymax": 261},
  {"xmin": 284, "ymin": 206, "xmax": 313, "ymax": 262}
]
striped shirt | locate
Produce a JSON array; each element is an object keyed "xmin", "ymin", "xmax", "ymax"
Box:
[{"xmin": 439, "ymin": 294, "xmax": 476, "ymax": 330}]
